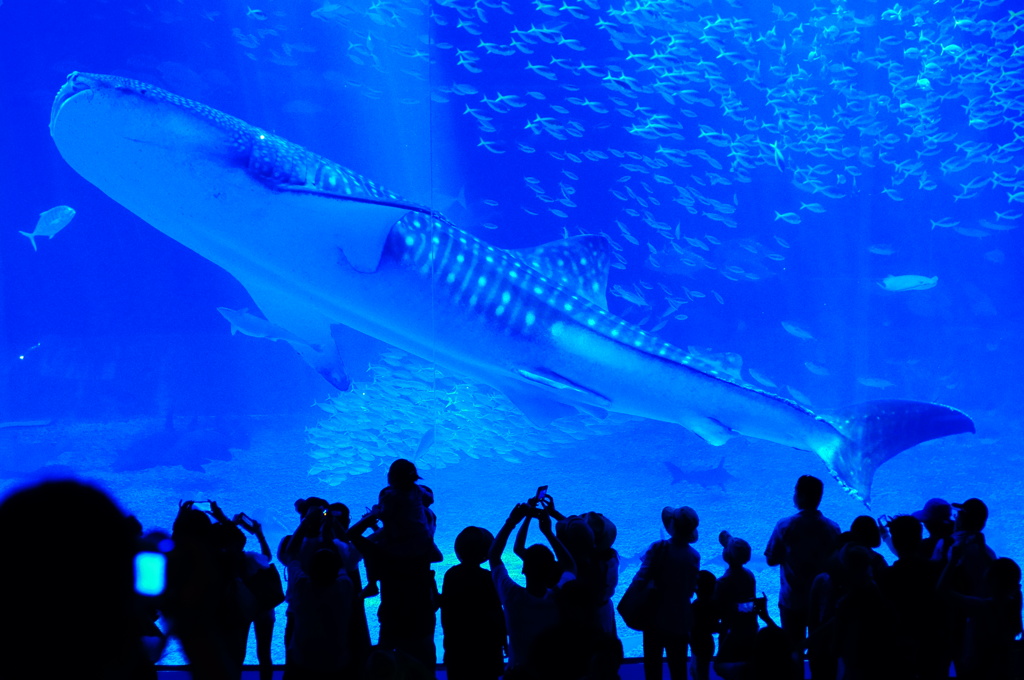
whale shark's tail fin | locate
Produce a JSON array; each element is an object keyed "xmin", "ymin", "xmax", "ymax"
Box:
[{"xmin": 818, "ymin": 400, "xmax": 975, "ymax": 507}]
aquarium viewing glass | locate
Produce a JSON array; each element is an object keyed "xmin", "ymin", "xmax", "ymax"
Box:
[{"xmin": 0, "ymin": 0, "xmax": 1020, "ymax": 663}]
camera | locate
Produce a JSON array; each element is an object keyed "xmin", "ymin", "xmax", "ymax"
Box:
[
  {"xmin": 134, "ymin": 533, "xmax": 173, "ymax": 597},
  {"xmin": 134, "ymin": 552, "xmax": 167, "ymax": 597}
]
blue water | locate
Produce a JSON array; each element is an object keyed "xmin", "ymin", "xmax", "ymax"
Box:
[{"xmin": 1, "ymin": 0, "xmax": 1021, "ymax": 663}]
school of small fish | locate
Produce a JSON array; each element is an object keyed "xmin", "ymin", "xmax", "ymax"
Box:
[{"xmin": 306, "ymin": 350, "xmax": 626, "ymax": 484}]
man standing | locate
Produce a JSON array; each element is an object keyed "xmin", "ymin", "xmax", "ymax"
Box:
[{"xmin": 765, "ymin": 475, "xmax": 841, "ymax": 660}]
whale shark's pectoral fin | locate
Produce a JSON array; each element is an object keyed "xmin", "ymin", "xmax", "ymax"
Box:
[
  {"xmin": 499, "ymin": 381, "xmax": 579, "ymax": 427},
  {"xmin": 238, "ymin": 283, "xmax": 351, "ymax": 391},
  {"xmin": 687, "ymin": 416, "xmax": 735, "ymax": 446},
  {"xmin": 515, "ymin": 234, "xmax": 612, "ymax": 310},
  {"xmin": 288, "ymin": 340, "xmax": 350, "ymax": 391},
  {"xmin": 500, "ymin": 369, "xmax": 611, "ymax": 426}
]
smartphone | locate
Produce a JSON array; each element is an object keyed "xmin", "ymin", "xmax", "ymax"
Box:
[
  {"xmin": 134, "ymin": 551, "xmax": 167, "ymax": 597},
  {"xmin": 536, "ymin": 485, "xmax": 548, "ymax": 501},
  {"xmin": 737, "ymin": 601, "xmax": 755, "ymax": 613}
]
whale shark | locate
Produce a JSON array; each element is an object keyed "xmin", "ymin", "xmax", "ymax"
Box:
[{"xmin": 48, "ymin": 72, "xmax": 975, "ymax": 503}]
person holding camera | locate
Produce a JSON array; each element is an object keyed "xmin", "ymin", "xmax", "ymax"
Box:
[{"xmin": 489, "ymin": 497, "xmax": 576, "ymax": 677}]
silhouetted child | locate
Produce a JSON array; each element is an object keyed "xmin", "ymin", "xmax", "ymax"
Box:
[
  {"xmin": 691, "ymin": 570, "xmax": 718, "ymax": 680},
  {"xmin": 440, "ymin": 526, "xmax": 506, "ymax": 680},
  {"xmin": 714, "ymin": 531, "xmax": 759, "ymax": 680},
  {"xmin": 361, "ymin": 458, "xmax": 442, "ymax": 598}
]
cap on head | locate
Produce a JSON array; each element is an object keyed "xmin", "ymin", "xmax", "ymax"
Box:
[
  {"xmin": 662, "ymin": 505, "xmax": 699, "ymax": 543},
  {"xmin": 582, "ymin": 511, "xmax": 617, "ymax": 552},
  {"xmin": 952, "ymin": 498, "xmax": 988, "ymax": 531},
  {"xmin": 912, "ymin": 498, "xmax": 952, "ymax": 523}
]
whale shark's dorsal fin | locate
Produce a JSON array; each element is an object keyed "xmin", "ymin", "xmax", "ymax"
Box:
[{"xmin": 514, "ymin": 234, "xmax": 611, "ymax": 310}]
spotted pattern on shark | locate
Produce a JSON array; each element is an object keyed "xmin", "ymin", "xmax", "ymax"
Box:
[{"xmin": 389, "ymin": 213, "xmax": 756, "ymax": 379}]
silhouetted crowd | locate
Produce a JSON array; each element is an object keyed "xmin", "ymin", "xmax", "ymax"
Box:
[{"xmin": 0, "ymin": 466, "xmax": 1019, "ymax": 679}]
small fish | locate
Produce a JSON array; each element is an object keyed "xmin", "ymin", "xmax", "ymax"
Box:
[
  {"xmin": 786, "ymin": 385, "xmax": 812, "ymax": 407},
  {"xmin": 684, "ymin": 236, "xmax": 710, "ymax": 251},
  {"xmin": 857, "ymin": 377, "xmax": 894, "ymax": 389},
  {"xmin": 878, "ymin": 275, "xmax": 938, "ymax": 292},
  {"xmin": 800, "ymin": 202, "xmax": 826, "ymax": 213},
  {"xmin": 774, "ymin": 211, "xmax": 801, "ymax": 224},
  {"xmin": 781, "ymin": 321, "xmax": 814, "ymax": 340},
  {"xmin": 21, "ymin": 205, "xmax": 76, "ymax": 251},
  {"xmin": 415, "ymin": 426, "xmax": 435, "ymax": 457},
  {"xmin": 748, "ymin": 369, "xmax": 777, "ymax": 388},
  {"xmin": 804, "ymin": 362, "xmax": 830, "ymax": 376},
  {"xmin": 869, "ymin": 244, "xmax": 895, "ymax": 255},
  {"xmin": 930, "ymin": 217, "xmax": 960, "ymax": 229}
]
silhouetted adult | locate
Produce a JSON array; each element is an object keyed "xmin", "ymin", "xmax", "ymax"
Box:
[
  {"xmin": 912, "ymin": 498, "xmax": 954, "ymax": 561},
  {"xmin": 764, "ymin": 475, "xmax": 840, "ymax": 660},
  {"xmin": 832, "ymin": 544, "xmax": 893, "ymax": 680},
  {"xmin": 0, "ymin": 480, "xmax": 149, "ymax": 678},
  {"xmin": 362, "ymin": 459, "xmax": 442, "ymax": 596},
  {"xmin": 207, "ymin": 502, "xmax": 261, "ymax": 673},
  {"xmin": 279, "ymin": 497, "xmax": 330, "ymax": 663},
  {"xmin": 941, "ymin": 498, "xmax": 996, "ymax": 593},
  {"xmin": 327, "ymin": 502, "xmax": 372, "ymax": 676},
  {"xmin": 634, "ymin": 505, "xmax": 701, "ymax": 680},
  {"xmin": 235, "ymin": 512, "xmax": 281, "ymax": 680},
  {"xmin": 165, "ymin": 500, "xmax": 260, "ymax": 679},
  {"xmin": 941, "ymin": 556, "xmax": 1022, "ymax": 680},
  {"xmin": 938, "ymin": 498, "xmax": 997, "ymax": 678},
  {"xmin": 839, "ymin": 516, "xmax": 888, "ymax": 577},
  {"xmin": 806, "ymin": 567, "xmax": 839, "ymax": 680},
  {"xmin": 489, "ymin": 501, "xmax": 576, "ymax": 677},
  {"xmin": 349, "ymin": 461, "xmax": 441, "ymax": 674},
  {"xmin": 441, "ymin": 526, "xmax": 506, "ymax": 680},
  {"xmin": 533, "ymin": 497, "xmax": 620, "ymax": 638},
  {"xmin": 876, "ymin": 515, "xmax": 946, "ymax": 680},
  {"xmin": 285, "ymin": 548, "xmax": 354, "ymax": 679}
]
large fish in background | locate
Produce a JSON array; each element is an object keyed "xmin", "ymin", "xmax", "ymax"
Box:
[{"xmin": 49, "ymin": 73, "xmax": 974, "ymax": 504}]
